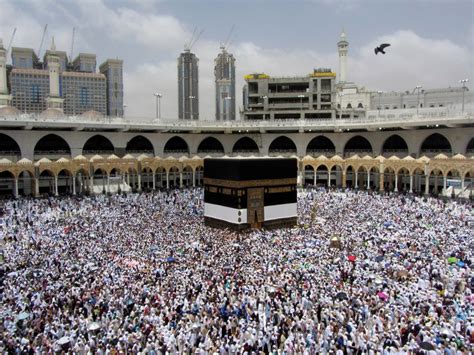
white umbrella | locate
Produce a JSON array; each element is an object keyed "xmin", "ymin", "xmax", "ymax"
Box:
[
  {"xmin": 87, "ymin": 322, "xmax": 101, "ymax": 331},
  {"xmin": 17, "ymin": 312, "xmax": 29, "ymax": 321},
  {"xmin": 57, "ymin": 337, "xmax": 70, "ymax": 345}
]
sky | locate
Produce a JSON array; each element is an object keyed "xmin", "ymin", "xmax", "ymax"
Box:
[{"xmin": 0, "ymin": 0, "xmax": 473, "ymax": 119}]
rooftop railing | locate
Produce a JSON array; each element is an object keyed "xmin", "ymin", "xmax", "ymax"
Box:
[{"xmin": 0, "ymin": 105, "xmax": 472, "ymax": 131}]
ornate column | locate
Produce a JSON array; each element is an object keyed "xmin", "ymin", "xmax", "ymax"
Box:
[
  {"xmin": 342, "ymin": 171, "xmax": 347, "ymax": 188},
  {"xmin": 107, "ymin": 174, "xmax": 110, "ymax": 193},
  {"xmin": 409, "ymin": 174, "xmax": 413, "ymax": 193},
  {"xmin": 355, "ymin": 170, "xmax": 358, "ymax": 188},
  {"xmin": 367, "ymin": 169, "xmax": 371, "ymax": 190},
  {"xmin": 54, "ymin": 175, "xmax": 59, "ymax": 196},
  {"xmin": 192, "ymin": 169, "xmax": 196, "ymax": 187},
  {"xmin": 394, "ymin": 174, "xmax": 398, "ymax": 192},
  {"xmin": 180, "ymin": 171, "xmax": 183, "ymax": 188},
  {"xmin": 379, "ymin": 171, "xmax": 384, "ymax": 192},
  {"xmin": 14, "ymin": 176, "xmax": 18, "ymax": 198},
  {"xmin": 137, "ymin": 172, "xmax": 142, "ymax": 192},
  {"xmin": 461, "ymin": 176, "xmax": 465, "ymax": 195},
  {"xmin": 152, "ymin": 171, "xmax": 156, "ymax": 190},
  {"xmin": 313, "ymin": 169, "xmax": 317, "ymax": 186},
  {"xmin": 166, "ymin": 171, "xmax": 170, "ymax": 189},
  {"xmin": 443, "ymin": 175, "xmax": 447, "ymax": 195},
  {"xmin": 72, "ymin": 175, "xmax": 76, "ymax": 195},
  {"xmin": 425, "ymin": 174, "xmax": 429, "ymax": 195}
]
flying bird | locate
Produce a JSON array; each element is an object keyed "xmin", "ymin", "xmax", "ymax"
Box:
[{"xmin": 374, "ymin": 43, "xmax": 391, "ymax": 55}]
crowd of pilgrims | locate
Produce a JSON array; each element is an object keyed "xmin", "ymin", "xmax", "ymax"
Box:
[{"xmin": 0, "ymin": 187, "xmax": 472, "ymax": 354}]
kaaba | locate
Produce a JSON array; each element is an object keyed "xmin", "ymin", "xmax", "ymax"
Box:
[{"xmin": 204, "ymin": 158, "xmax": 297, "ymax": 230}]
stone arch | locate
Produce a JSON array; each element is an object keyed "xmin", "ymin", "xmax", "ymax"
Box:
[
  {"xmin": 345, "ymin": 165, "xmax": 355, "ymax": 188},
  {"xmin": 39, "ymin": 169, "xmax": 55, "ymax": 195},
  {"xmin": 344, "ymin": 136, "xmax": 373, "ymax": 157},
  {"xmin": 367, "ymin": 165, "xmax": 380, "ymax": 190},
  {"xmin": 164, "ymin": 136, "xmax": 189, "ymax": 155},
  {"xmin": 140, "ymin": 166, "xmax": 154, "ymax": 191},
  {"xmin": 197, "ymin": 137, "xmax": 225, "ymax": 154},
  {"xmin": 83, "ymin": 135, "xmax": 115, "ymax": 155},
  {"xmin": 232, "ymin": 137, "xmax": 259, "ymax": 154},
  {"xmin": 419, "ymin": 133, "xmax": 452, "ymax": 156},
  {"xmin": 382, "ymin": 135, "xmax": 408, "ymax": 157},
  {"xmin": 466, "ymin": 137, "xmax": 474, "ymax": 156},
  {"xmin": 427, "ymin": 168, "xmax": 444, "ymax": 195},
  {"xmin": 269, "ymin": 136, "xmax": 297, "ymax": 155},
  {"xmin": 0, "ymin": 133, "xmax": 21, "ymax": 158},
  {"xmin": 315, "ymin": 164, "xmax": 329, "ymax": 186},
  {"xmin": 126, "ymin": 135, "xmax": 154, "ymax": 155},
  {"xmin": 0, "ymin": 171, "xmax": 15, "ymax": 197},
  {"xmin": 303, "ymin": 164, "xmax": 315, "ymax": 185},
  {"xmin": 168, "ymin": 166, "xmax": 180, "ymax": 187},
  {"xmin": 34, "ymin": 134, "xmax": 71, "ymax": 159},
  {"xmin": 75, "ymin": 168, "xmax": 90, "ymax": 195},
  {"xmin": 57, "ymin": 169, "xmax": 73, "ymax": 195},
  {"xmin": 330, "ymin": 164, "xmax": 344, "ymax": 188},
  {"xmin": 195, "ymin": 165, "xmax": 204, "ymax": 186},
  {"xmin": 182, "ymin": 165, "xmax": 193, "ymax": 186},
  {"xmin": 155, "ymin": 167, "xmax": 166, "ymax": 188},
  {"xmin": 18, "ymin": 170, "xmax": 34, "ymax": 196},
  {"xmin": 306, "ymin": 136, "xmax": 335, "ymax": 156}
]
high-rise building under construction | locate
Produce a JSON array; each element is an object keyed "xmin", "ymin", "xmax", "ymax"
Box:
[{"xmin": 214, "ymin": 47, "xmax": 235, "ymax": 121}]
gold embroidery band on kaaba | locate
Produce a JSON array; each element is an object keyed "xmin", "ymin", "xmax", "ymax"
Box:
[{"xmin": 204, "ymin": 177, "xmax": 297, "ymax": 189}]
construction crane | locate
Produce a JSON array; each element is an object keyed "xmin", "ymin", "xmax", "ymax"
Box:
[
  {"xmin": 184, "ymin": 28, "xmax": 204, "ymax": 52},
  {"xmin": 69, "ymin": 27, "xmax": 75, "ymax": 62},
  {"xmin": 37, "ymin": 24, "xmax": 48, "ymax": 57},
  {"xmin": 220, "ymin": 24, "xmax": 235, "ymax": 50},
  {"xmin": 6, "ymin": 28, "xmax": 16, "ymax": 56}
]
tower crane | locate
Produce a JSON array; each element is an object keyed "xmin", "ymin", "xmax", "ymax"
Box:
[
  {"xmin": 37, "ymin": 24, "xmax": 48, "ymax": 57},
  {"xmin": 221, "ymin": 24, "xmax": 235, "ymax": 50},
  {"xmin": 69, "ymin": 27, "xmax": 75, "ymax": 62},
  {"xmin": 6, "ymin": 28, "xmax": 16, "ymax": 56},
  {"xmin": 184, "ymin": 28, "xmax": 204, "ymax": 52}
]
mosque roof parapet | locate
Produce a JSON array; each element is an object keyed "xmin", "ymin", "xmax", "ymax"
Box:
[
  {"xmin": 39, "ymin": 108, "xmax": 64, "ymax": 120},
  {"xmin": 90, "ymin": 154, "xmax": 104, "ymax": 161},
  {"xmin": 0, "ymin": 158, "xmax": 13, "ymax": 165},
  {"xmin": 73, "ymin": 155, "xmax": 88, "ymax": 161},
  {"xmin": 0, "ymin": 106, "xmax": 21, "ymax": 117},
  {"xmin": 35, "ymin": 157, "xmax": 52, "ymax": 165},
  {"xmin": 452, "ymin": 154, "xmax": 466, "ymax": 160},
  {"xmin": 17, "ymin": 158, "xmax": 33, "ymax": 165},
  {"xmin": 434, "ymin": 153, "xmax": 449, "ymax": 160}
]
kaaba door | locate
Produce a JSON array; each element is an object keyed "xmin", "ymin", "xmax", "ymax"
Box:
[{"xmin": 247, "ymin": 187, "xmax": 264, "ymax": 227}]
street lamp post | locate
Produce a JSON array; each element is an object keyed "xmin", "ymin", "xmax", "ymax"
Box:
[
  {"xmin": 298, "ymin": 94, "xmax": 305, "ymax": 118},
  {"xmin": 460, "ymin": 79, "xmax": 469, "ymax": 112},
  {"xmin": 415, "ymin": 85, "xmax": 422, "ymax": 115},
  {"xmin": 377, "ymin": 91, "xmax": 383, "ymax": 117},
  {"xmin": 153, "ymin": 93, "xmax": 162, "ymax": 119},
  {"xmin": 189, "ymin": 95, "xmax": 196, "ymax": 120}
]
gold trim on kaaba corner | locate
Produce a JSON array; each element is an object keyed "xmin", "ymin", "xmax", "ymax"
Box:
[{"xmin": 203, "ymin": 177, "xmax": 297, "ymax": 188}]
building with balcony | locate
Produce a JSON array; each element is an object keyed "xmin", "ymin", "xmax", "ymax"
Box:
[{"xmin": 243, "ymin": 69, "xmax": 336, "ymax": 120}]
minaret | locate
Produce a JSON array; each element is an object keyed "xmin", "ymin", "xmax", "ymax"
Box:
[
  {"xmin": 0, "ymin": 38, "xmax": 12, "ymax": 106},
  {"xmin": 337, "ymin": 29, "xmax": 348, "ymax": 83},
  {"xmin": 45, "ymin": 37, "xmax": 64, "ymax": 111}
]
